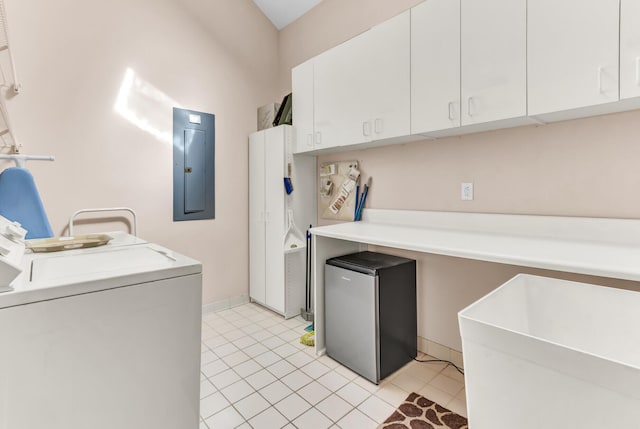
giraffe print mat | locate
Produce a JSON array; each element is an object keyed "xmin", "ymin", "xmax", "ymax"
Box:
[{"xmin": 377, "ymin": 392, "xmax": 468, "ymax": 429}]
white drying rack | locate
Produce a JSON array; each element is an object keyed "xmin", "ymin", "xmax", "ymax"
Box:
[
  {"xmin": 0, "ymin": 0, "xmax": 21, "ymax": 153},
  {"xmin": 0, "ymin": 0, "xmax": 20, "ymax": 94},
  {"xmin": 0, "ymin": 154, "xmax": 55, "ymax": 168}
]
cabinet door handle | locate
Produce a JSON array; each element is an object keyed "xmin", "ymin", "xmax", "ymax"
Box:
[
  {"xmin": 374, "ymin": 118, "xmax": 383, "ymax": 134},
  {"xmin": 636, "ymin": 57, "xmax": 640, "ymax": 86},
  {"xmin": 306, "ymin": 133, "xmax": 313, "ymax": 147},
  {"xmin": 448, "ymin": 102, "xmax": 455, "ymax": 120},
  {"xmin": 467, "ymin": 97, "xmax": 475, "ymax": 117},
  {"xmin": 362, "ymin": 121, "xmax": 371, "ymax": 137},
  {"xmin": 315, "ymin": 132, "xmax": 321, "ymax": 145},
  {"xmin": 598, "ymin": 66, "xmax": 604, "ymax": 94}
]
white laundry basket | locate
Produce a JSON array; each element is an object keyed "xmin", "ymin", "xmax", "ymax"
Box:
[{"xmin": 459, "ymin": 274, "xmax": 640, "ymax": 429}]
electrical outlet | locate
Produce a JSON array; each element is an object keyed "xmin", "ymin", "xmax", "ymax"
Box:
[{"xmin": 461, "ymin": 182, "xmax": 473, "ymax": 201}]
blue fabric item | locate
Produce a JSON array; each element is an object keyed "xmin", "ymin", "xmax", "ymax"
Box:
[{"xmin": 0, "ymin": 167, "xmax": 54, "ymax": 239}]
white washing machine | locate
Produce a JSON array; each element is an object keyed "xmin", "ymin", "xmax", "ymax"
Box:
[{"xmin": 0, "ymin": 217, "xmax": 202, "ymax": 429}]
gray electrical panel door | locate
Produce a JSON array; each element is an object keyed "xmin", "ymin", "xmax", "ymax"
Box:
[{"xmin": 173, "ymin": 108, "xmax": 215, "ymax": 221}]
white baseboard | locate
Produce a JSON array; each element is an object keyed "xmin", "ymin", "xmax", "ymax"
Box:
[
  {"xmin": 202, "ymin": 294, "xmax": 250, "ymax": 315},
  {"xmin": 418, "ymin": 336, "xmax": 464, "ymax": 369}
]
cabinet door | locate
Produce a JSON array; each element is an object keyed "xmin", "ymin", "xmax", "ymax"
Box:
[
  {"xmin": 263, "ymin": 127, "xmax": 286, "ymax": 313},
  {"xmin": 461, "ymin": 0, "xmax": 526, "ymax": 125},
  {"xmin": 528, "ymin": 0, "xmax": 619, "ymax": 115},
  {"xmin": 292, "ymin": 59, "xmax": 315, "ymax": 153},
  {"xmin": 365, "ymin": 10, "xmax": 411, "ymax": 141},
  {"xmin": 411, "ymin": 0, "xmax": 461, "ymax": 134},
  {"xmin": 315, "ymin": 35, "xmax": 370, "ymax": 149},
  {"xmin": 248, "ymin": 133, "xmax": 266, "ymax": 305},
  {"xmin": 621, "ymin": 0, "xmax": 640, "ymax": 100}
]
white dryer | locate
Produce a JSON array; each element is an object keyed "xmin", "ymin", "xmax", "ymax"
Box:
[{"xmin": 0, "ymin": 219, "xmax": 202, "ymax": 429}]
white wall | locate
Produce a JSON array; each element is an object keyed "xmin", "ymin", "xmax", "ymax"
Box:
[{"xmin": 3, "ymin": 0, "xmax": 280, "ymax": 305}]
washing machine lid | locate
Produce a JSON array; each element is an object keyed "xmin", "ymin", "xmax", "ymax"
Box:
[
  {"xmin": 1, "ymin": 243, "xmax": 201, "ymax": 309},
  {"xmin": 31, "ymin": 245, "xmax": 186, "ymax": 282}
]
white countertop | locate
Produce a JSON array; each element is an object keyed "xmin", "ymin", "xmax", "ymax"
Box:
[{"xmin": 310, "ymin": 209, "xmax": 640, "ymax": 281}]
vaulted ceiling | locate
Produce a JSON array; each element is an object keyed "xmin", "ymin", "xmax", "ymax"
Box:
[{"xmin": 252, "ymin": 0, "xmax": 322, "ymax": 29}]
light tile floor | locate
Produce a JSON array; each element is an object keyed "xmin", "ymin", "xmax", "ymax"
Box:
[{"xmin": 200, "ymin": 303, "xmax": 467, "ymax": 429}]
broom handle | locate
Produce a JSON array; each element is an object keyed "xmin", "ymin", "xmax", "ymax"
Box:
[{"xmin": 307, "ymin": 227, "xmax": 312, "ymax": 311}]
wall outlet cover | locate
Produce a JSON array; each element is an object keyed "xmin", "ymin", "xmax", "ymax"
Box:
[{"xmin": 461, "ymin": 182, "xmax": 473, "ymax": 201}]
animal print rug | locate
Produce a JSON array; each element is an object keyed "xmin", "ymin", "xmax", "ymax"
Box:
[{"xmin": 377, "ymin": 392, "xmax": 468, "ymax": 429}]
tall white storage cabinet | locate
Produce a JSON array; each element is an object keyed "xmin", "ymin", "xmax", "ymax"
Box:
[{"xmin": 249, "ymin": 125, "xmax": 316, "ymax": 318}]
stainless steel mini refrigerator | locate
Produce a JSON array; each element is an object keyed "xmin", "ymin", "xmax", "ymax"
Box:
[{"xmin": 325, "ymin": 251, "xmax": 416, "ymax": 384}]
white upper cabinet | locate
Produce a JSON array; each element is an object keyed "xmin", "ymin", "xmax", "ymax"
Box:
[
  {"xmin": 314, "ymin": 37, "xmax": 363, "ymax": 149},
  {"xmin": 621, "ymin": 0, "xmax": 640, "ymax": 100},
  {"xmin": 411, "ymin": 0, "xmax": 461, "ymax": 135},
  {"xmin": 461, "ymin": 0, "xmax": 527, "ymax": 125},
  {"xmin": 363, "ymin": 10, "xmax": 411, "ymax": 142},
  {"xmin": 292, "ymin": 59, "xmax": 315, "ymax": 153},
  {"xmin": 528, "ymin": 0, "xmax": 620, "ymax": 116},
  {"xmin": 291, "ymin": 0, "xmax": 640, "ymax": 155},
  {"xmin": 313, "ymin": 10, "xmax": 410, "ymax": 150},
  {"xmin": 313, "ymin": 40, "xmax": 355, "ymax": 149}
]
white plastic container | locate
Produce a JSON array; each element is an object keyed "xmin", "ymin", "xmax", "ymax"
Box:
[{"xmin": 459, "ymin": 274, "xmax": 640, "ymax": 429}]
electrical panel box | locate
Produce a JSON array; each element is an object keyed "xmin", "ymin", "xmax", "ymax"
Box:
[{"xmin": 173, "ymin": 108, "xmax": 215, "ymax": 221}]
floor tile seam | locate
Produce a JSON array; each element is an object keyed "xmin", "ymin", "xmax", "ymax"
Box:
[
  {"xmin": 200, "ymin": 342, "xmax": 223, "ymax": 356},
  {"xmin": 200, "ymin": 388, "xmax": 218, "ymax": 401},
  {"xmin": 272, "ymin": 391, "xmax": 315, "ymax": 422},
  {"xmin": 427, "ymin": 376, "xmax": 465, "ymax": 397},
  {"xmin": 247, "ymin": 405, "xmax": 290, "ymax": 429},
  {"xmin": 432, "ymin": 371, "xmax": 465, "ymax": 387},
  {"xmin": 264, "ymin": 363, "xmax": 297, "ymax": 379},
  {"xmin": 234, "ymin": 361, "xmax": 265, "ymax": 378},
  {"xmin": 313, "ymin": 400, "xmax": 356, "ymax": 425},
  {"xmin": 372, "ymin": 388, "xmax": 410, "ymax": 408},
  {"xmin": 219, "ymin": 381, "xmax": 257, "ymax": 404},
  {"xmin": 225, "ymin": 403, "xmax": 251, "ymax": 428},
  {"xmin": 248, "ymin": 387, "xmax": 299, "ymax": 422},
  {"xmin": 444, "ymin": 394, "xmax": 466, "ymax": 409},
  {"xmin": 336, "ymin": 390, "xmax": 373, "ymax": 409},
  {"xmin": 207, "ymin": 366, "xmax": 245, "ymax": 390},
  {"xmin": 262, "ymin": 368, "xmax": 314, "ymax": 393}
]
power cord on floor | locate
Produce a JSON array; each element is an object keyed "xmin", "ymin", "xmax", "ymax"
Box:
[{"xmin": 413, "ymin": 357, "xmax": 465, "ymax": 375}]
